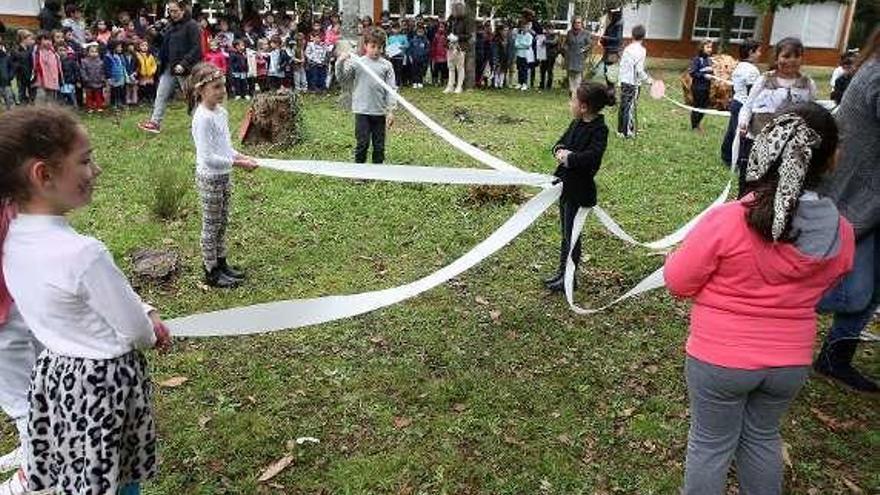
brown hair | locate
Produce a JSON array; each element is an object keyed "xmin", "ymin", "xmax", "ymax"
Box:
[
  {"xmin": 185, "ymin": 62, "xmax": 225, "ymax": 114},
  {"xmin": 745, "ymin": 103, "xmax": 839, "ymax": 242},
  {"xmin": 0, "ymin": 106, "xmax": 83, "ymax": 202},
  {"xmin": 362, "ymin": 27, "xmax": 387, "ymax": 49},
  {"xmin": 576, "ymin": 81, "xmax": 616, "ymax": 113}
]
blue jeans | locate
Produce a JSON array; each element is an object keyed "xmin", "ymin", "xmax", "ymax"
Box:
[
  {"xmin": 721, "ymin": 99, "xmax": 743, "ymax": 166},
  {"xmin": 307, "ymin": 65, "xmax": 327, "ymax": 91},
  {"xmin": 817, "ymin": 231, "xmax": 880, "ymax": 343}
]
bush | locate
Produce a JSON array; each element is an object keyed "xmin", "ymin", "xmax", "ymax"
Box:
[{"xmin": 151, "ymin": 164, "xmax": 189, "ymax": 220}]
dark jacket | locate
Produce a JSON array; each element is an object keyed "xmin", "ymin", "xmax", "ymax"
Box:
[
  {"xmin": 447, "ymin": 16, "xmax": 471, "ymax": 50},
  {"xmin": 60, "ymin": 52, "xmax": 79, "ymax": 85},
  {"xmin": 407, "ymin": 34, "xmax": 430, "ymax": 64},
  {"xmin": 11, "ymin": 45, "xmax": 33, "ymax": 84},
  {"xmin": 689, "ymin": 54, "xmax": 712, "ymax": 90},
  {"xmin": 157, "ymin": 13, "xmax": 202, "ymax": 74},
  {"xmin": 552, "ymin": 115, "xmax": 609, "ymax": 207},
  {"xmin": 80, "ymin": 56, "xmax": 105, "ymax": 89},
  {"xmin": 830, "ymin": 73, "xmax": 852, "ymax": 105},
  {"xmin": 0, "ymin": 51, "xmax": 11, "ymax": 86},
  {"xmin": 602, "ymin": 20, "xmax": 623, "ymax": 56},
  {"xmin": 38, "ymin": 7, "xmax": 62, "ymax": 31},
  {"xmin": 229, "ymin": 50, "xmax": 248, "ymax": 73}
]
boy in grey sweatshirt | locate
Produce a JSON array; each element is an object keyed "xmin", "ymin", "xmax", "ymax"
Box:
[{"xmin": 335, "ymin": 27, "xmax": 397, "ymax": 164}]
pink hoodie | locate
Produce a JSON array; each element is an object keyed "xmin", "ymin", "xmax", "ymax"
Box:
[
  {"xmin": 664, "ymin": 197, "xmax": 854, "ymax": 369},
  {"xmin": 0, "ymin": 200, "xmax": 16, "ymax": 325}
]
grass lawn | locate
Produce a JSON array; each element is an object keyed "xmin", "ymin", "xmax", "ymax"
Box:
[{"xmin": 1, "ymin": 64, "xmax": 877, "ymax": 494}]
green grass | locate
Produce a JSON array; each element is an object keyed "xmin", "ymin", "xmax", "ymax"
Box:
[{"xmin": 2, "ymin": 65, "xmax": 877, "ymax": 495}]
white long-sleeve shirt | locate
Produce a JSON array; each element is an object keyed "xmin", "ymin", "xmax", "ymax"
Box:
[
  {"xmin": 618, "ymin": 41, "xmax": 652, "ymax": 86},
  {"xmin": 192, "ymin": 104, "xmax": 237, "ymax": 176},
  {"xmin": 3, "ymin": 215, "xmax": 156, "ymax": 359},
  {"xmin": 738, "ymin": 73, "xmax": 817, "ymax": 136},
  {"xmin": 731, "ymin": 61, "xmax": 760, "ymax": 104}
]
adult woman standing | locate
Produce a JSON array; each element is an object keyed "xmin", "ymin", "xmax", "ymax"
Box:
[
  {"xmin": 564, "ymin": 17, "xmax": 590, "ymax": 95},
  {"xmin": 814, "ymin": 26, "xmax": 880, "ymax": 393},
  {"xmin": 444, "ymin": 1, "xmax": 471, "ymax": 94}
]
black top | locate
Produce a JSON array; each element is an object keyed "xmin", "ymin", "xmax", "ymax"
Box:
[
  {"xmin": 553, "ymin": 115, "xmax": 609, "ymax": 207},
  {"xmin": 158, "ymin": 13, "xmax": 202, "ymax": 74}
]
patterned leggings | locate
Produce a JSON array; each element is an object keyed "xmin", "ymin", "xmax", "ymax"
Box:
[{"xmin": 196, "ymin": 173, "xmax": 231, "ymax": 271}]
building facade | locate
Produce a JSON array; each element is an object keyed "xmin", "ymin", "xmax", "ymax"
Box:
[{"xmin": 622, "ymin": 0, "xmax": 856, "ymax": 66}]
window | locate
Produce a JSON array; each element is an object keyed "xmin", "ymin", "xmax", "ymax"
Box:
[{"xmin": 692, "ymin": 6, "xmax": 758, "ymax": 41}]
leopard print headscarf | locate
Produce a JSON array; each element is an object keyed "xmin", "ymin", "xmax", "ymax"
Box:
[{"xmin": 746, "ymin": 113, "xmax": 821, "ymax": 241}]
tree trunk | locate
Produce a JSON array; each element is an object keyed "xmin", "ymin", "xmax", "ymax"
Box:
[
  {"xmin": 717, "ymin": 0, "xmax": 736, "ymax": 54},
  {"xmin": 465, "ymin": 0, "xmax": 477, "ymax": 89}
]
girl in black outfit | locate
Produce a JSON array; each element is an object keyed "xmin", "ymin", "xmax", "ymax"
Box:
[
  {"xmin": 544, "ymin": 82, "xmax": 615, "ymax": 292},
  {"xmin": 689, "ymin": 39, "xmax": 714, "ymax": 131}
]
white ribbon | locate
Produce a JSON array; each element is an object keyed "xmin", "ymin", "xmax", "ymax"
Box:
[
  {"xmin": 168, "ymin": 185, "xmax": 562, "ymax": 336},
  {"xmin": 257, "ymin": 159, "xmax": 553, "ymax": 187},
  {"xmin": 663, "ymin": 96, "xmax": 732, "ymax": 117}
]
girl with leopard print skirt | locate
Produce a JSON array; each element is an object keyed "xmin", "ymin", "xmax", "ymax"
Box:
[{"xmin": 0, "ymin": 106, "xmax": 172, "ymax": 495}]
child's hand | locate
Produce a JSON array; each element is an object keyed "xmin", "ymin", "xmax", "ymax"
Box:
[
  {"xmin": 555, "ymin": 149, "xmax": 571, "ymax": 163},
  {"xmin": 737, "ymin": 123, "xmax": 748, "ymax": 136},
  {"xmin": 337, "ymin": 51, "xmax": 350, "ymax": 62},
  {"xmin": 149, "ymin": 311, "xmax": 172, "ymax": 352},
  {"xmin": 234, "ymin": 156, "xmax": 259, "ymax": 171},
  {"xmin": 387, "ymin": 113, "xmax": 395, "ymax": 128}
]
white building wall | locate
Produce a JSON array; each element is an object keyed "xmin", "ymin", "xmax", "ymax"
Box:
[
  {"xmin": 622, "ymin": 0, "xmax": 686, "ymax": 40},
  {"xmin": 1, "ymin": 0, "xmax": 41, "ymax": 16},
  {"xmin": 770, "ymin": 2, "xmax": 845, "ymax": 48}
]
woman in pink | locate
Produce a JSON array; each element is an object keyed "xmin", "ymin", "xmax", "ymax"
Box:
[{"xmin": 664, "ymin": 103, "xmax": 854, "ymax": 495}]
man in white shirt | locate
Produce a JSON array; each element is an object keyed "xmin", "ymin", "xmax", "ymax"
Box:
[{"xmin": 617, "ymin": 25, "xmax": 653, "ymax": 138}]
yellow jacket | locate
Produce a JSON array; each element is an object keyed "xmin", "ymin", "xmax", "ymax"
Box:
[{"xmin": 136, "ymin": 52, "xmax": 158, "ymax": 79}]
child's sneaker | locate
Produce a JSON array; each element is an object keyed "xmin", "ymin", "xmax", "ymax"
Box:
[
  {"xmin": 138, "ymin": 120, "xmax": 160, "ymax": 134},
  {"xmin": 235, "ymin": 95, "xmax": 242, "ymax": 100},
  {"xmin": 245, "ymin": 95, "xmax": 251, "ymax": 100}
]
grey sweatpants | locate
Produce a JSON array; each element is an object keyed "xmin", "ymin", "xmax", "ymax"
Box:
[{"xmin": 684, "ymin": 356, "xmax": 808, "ymax": 495}]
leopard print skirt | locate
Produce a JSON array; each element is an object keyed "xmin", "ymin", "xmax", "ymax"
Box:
[{"xmin": 28, "ymin": 350, "xmax": 157, "ymax": 495}]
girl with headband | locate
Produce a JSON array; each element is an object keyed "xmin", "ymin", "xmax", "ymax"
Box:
[
  {"xmin": 664, "ymin": 102, "xmax": 854, "ymax": 494},
  {"xmin": 186, "ymin": 63, "xmax": 258, "ymax": 289}
]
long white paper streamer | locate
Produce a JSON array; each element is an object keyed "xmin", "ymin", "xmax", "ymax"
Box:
[
  {"xmin": 167, "ymin": 185, "xmax": 561, "ymax": 336},
  {"xmin": 351, "ymin": 55, "xmax": 522, "ymax": 173},
  {"xmin": 562, "ymin": 208, "xmax": 666, "ymax": 314},
  {"xmin": 256, "ymin": 159, "xmax": 553, "ymax": 186},
  {"xmin": 663, "ymin": 96, "xmax": 732, "ymax": 117}
]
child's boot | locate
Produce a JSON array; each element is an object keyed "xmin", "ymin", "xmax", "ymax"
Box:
[
  {"xmin": 217, "ymin": 257, "xmax": 245, "ymax": 280},
  {"xmin": 205, "ymin": 266, "xmax": 241, "ymax": 288}
]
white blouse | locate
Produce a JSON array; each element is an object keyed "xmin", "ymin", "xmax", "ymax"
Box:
[
  {"xmin": 192, "ymin": 104, "xmax": 237, "ymax": 176},
  {"xmin": 3, "ymin": 215, "xmax": 155, "ymax": 359}
]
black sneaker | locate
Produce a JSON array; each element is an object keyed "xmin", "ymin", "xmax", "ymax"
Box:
[
  {"xmin": 218, "ymin": 257, "xmax": 245, "ymax": 280},
  {"xmin": 813, "ymin": 340, "xmax": 879, "ymax": 393}
]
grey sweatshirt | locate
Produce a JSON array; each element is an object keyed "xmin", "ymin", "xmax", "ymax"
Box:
[
  {"xmin": 335, "ymin": 55, "xmax": 397, "ymax": 116},
  {"xmin": 790, "ymin": 192, "xmax": 842, "ymax": 258},
  {"xmin": 819, "ymin": 58, "xmax": 880, "ymax": 239}
]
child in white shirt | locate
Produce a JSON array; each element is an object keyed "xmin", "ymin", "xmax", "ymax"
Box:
[
  {"xmin": 721, "ymin": 39, "xmax": 761, "ymax": 166},
  {"xmin": 186, "ymin": 63, "xmax": 259, "ymax": 289},
  {"xmin": 0, "ymin": 105, "xmax": 172, "ymax": 495},
  {"xmin": 617, "ymin": 25, "xmax": 653, "ymax": 138}
]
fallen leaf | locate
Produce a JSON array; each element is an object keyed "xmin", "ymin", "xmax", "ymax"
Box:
[
  {"xmin": 810, "ymin": 407, "xmax": 857, "ymax": 431},
  {"xmin": 842, "ymin": 478, "xmax": 864, "ymax": 494},
  {"xmin": 489, "ymin": 310, "xmax": 502, "ymax": 322},
  {"xmin": 645, "ymin": 364, "xmax": 659, "ymax": 374},
  {"xmin": 158, "ymin": 376, "xmax": 188, "ymax": 388},
  {"xmin": 247, "ymin": 395, "xmax": 257, "ymax": 404},
  {"xmin": 452, "ymin": 403, "xmax": 467, "ymax": 413},
  {"xmin": 393, "ymin": 416, "xmax": 412, "ymax": 429},
  {"xmin": 474, "ymin": 296, "xmax": 490, "ymax": 305},
  {"xmin": 258, "ymin": 455, "xmax": 294, "ymax": 482},
  {"xmin": 198, "ymin": 415, "xmax": 212, "ymax": 429},
  {"xmin": 503, "ymin": 435, "xmax": 524, "ymax": 446},
  {"xmin": 556, "ymin": 433, "xmax": 573, "ymax": 445},
  {"xmin": 620, "ymin": 407, "xmax": 635, "ymax": 418},
  {"xmin": 782, "ymin": 442, "xmax": 793, "ymax": 471}
]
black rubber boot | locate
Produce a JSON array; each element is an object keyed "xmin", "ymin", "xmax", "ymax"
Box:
[
  {"xmin": 813, "ymin": 340, "xmax": 879, "ymax": 393},
  {"xmin": 205, "ymin": 266, "xmax": 241, "ymax": 288},
  {"xmin": 218, "ymin": 257, "xmax": 245, "ymax": 280},
  {"xmin": 542, "ymin": 270, "xmax": 563, "ymax": 286}
]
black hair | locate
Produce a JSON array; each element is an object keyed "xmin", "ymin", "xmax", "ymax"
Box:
[
  {"xmin": 745, "ymin": 102, "xmax": 839, "ymax": 242},
  {"xmin": 738, "ymin": 39, "xmax": 760, "ymax": 60},
  {"xmin": 576, "ymin": 81, "xmax": 616, "ymax": 113},
  {"xmin": 631, "ymin": 25, "xmax": 646, "ymax": 41},
  {"xmin": 773, "ymin": 37, "xmax": 804, "ymax": 62}
]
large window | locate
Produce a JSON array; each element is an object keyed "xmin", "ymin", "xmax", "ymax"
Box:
[{"xmin": 692, "ymin": 6, "xmax": 758, "ymax": 41}]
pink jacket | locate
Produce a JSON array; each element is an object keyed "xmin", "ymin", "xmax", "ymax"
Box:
[
  {"xmin": 0, "ymin": 200, "xmax": 16, "ymax": 325},
  {"xmin": 664, "ymin": 198, "xmax": 854, "ymax": 369}
]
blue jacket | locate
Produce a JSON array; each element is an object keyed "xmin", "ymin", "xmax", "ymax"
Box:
[
  {"xmin": 689, "ymin": 54, "xmax": 713, "ymax": 90},
  {"xmin": 104, "ymin": 52, "xmax": 126, "ymax": 86},
  {"xmin": 407, "ymin": 35, "xmax": 430, "ymax": 63}
]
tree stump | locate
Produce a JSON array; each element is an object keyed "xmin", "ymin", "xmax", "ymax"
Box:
[
  {"xmin": 131, "ymin": 248, "xmax": 179, "ymax": 284},
  {"xmin": 239, "ymin": 89, "xmax": 304, "ymax": 148}
]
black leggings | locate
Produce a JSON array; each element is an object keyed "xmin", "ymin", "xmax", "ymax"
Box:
[{"xmin": 691, "ymin": 85, "xmax": 711, "ymax": 129}]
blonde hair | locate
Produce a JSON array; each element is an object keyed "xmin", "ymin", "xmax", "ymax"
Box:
[{"xmin": 185, "ymin": 62, "xmax": 225, "ymax": 114}]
